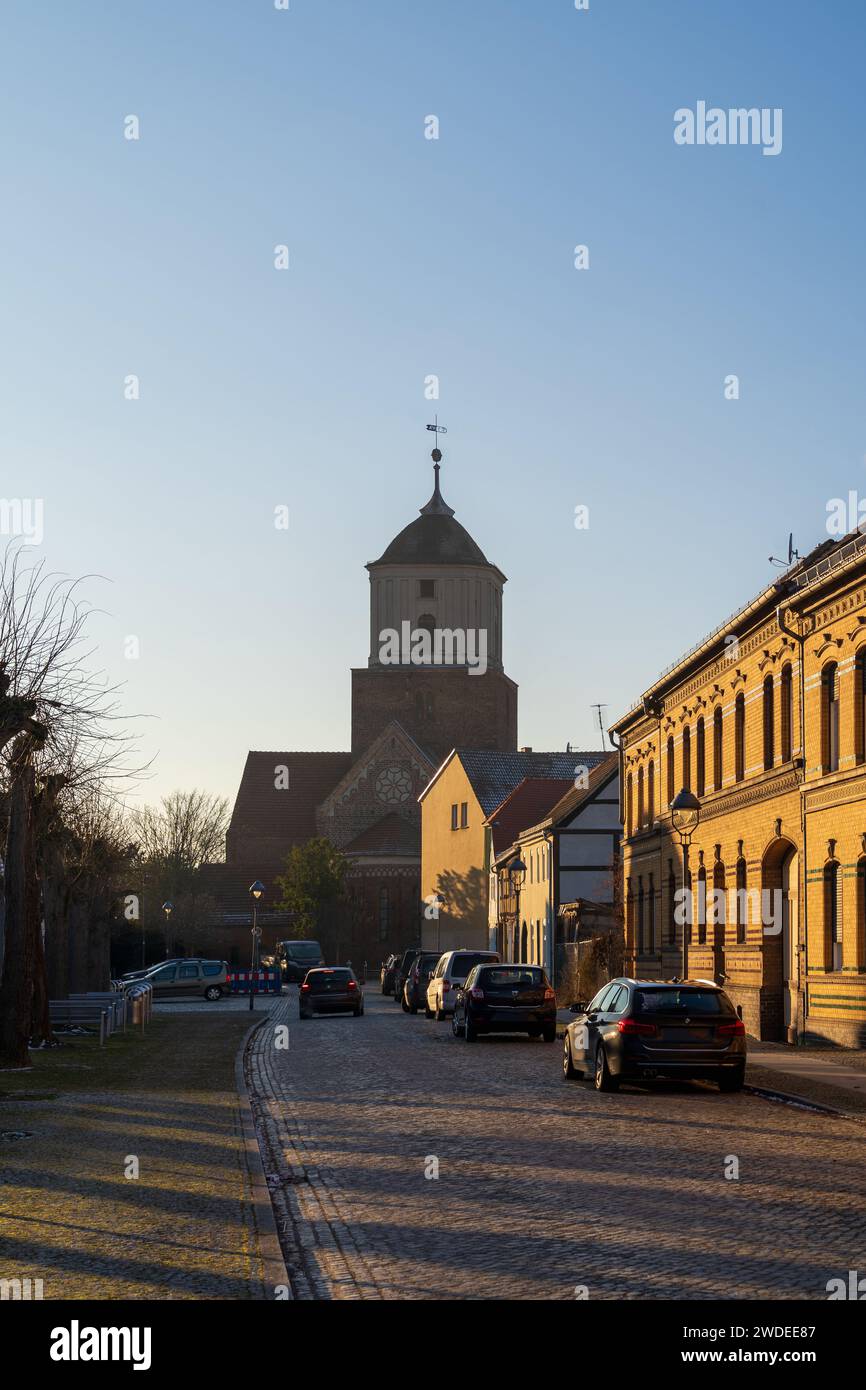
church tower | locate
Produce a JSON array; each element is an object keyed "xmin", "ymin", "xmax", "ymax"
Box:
[{"xmin": 350, "ymin": 448, "xmax": 518, "ymax": 763}]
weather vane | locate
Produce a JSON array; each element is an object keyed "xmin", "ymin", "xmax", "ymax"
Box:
[{"xmin": 426, "ymin": 414, "xmax": 447, "ymax": 462}]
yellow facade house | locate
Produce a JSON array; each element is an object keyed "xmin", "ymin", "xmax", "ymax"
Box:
[
  {"xmin": 611, "ymin": 528, "xmax": 866, "ymax": 1046},
  {"xmin": 420, "ymin": 749, "xmax": 602, "ymax": 956}
]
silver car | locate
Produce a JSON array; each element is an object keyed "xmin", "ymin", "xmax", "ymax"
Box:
[
  {"xmin": 124, "ymin": 959, "xmax": 229, "ymax": 1001},
  {"xmin": 426, "ymin": 949, "xmax": 501, "ymax": 1019}
]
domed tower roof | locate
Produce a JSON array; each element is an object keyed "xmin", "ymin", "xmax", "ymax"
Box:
[{"xmin": 368, "ymin": 461, "xmax": 501, "ymax": 574}]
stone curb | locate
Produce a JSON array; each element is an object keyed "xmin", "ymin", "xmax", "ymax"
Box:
[
  {"xmin": 742, "ymin": 1080, "xmax": 866, "ymax": 1124},
  {"xmin": 235, "ymin": 1014, "xmax": 292, "ymax": 1300}
]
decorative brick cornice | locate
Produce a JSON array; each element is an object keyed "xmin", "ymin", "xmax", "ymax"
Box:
[{"xmin": 695, "ymin": 767, "xmax": 801, "ymax": 823}]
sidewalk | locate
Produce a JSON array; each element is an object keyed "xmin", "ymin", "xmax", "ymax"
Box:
[
  {"xmin": 555, "ymin": 1008, "xmax": 866, "ymax": 1117},
  {"xmin": 746, "ymin": 1041, "xmax": 866, "ymax": 1117},
  {"xmin": 0, "ymin": 1009, "xmax": 279, "ymax": 1299}
]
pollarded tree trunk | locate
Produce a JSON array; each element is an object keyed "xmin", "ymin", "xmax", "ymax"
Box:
[{"xmin": 0, "ymin": 760, "xmax": 39, "ymax": 1068}]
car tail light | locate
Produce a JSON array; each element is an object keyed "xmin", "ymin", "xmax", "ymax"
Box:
[
  {"xmin": 718, "ymin": 1018, "xmax": 745, "ymax": 1037},
  {"xmin": 300, "ymin": 983, "xmax": 310, "ymax": 993},
  {"xmin": 347, "ymin": 980, "xmax": 357, "ymax": 991},
  {"xmin": 470, "ymin": 988, "xmax": 484, "ymax": 1001},
  {"xmin": 543, "ymin": 986, "xmax": 555, "ymax": 1002},
  {"xmin": 617, "ymin": 1018, "xmax": 657, "ymax": 1037}
]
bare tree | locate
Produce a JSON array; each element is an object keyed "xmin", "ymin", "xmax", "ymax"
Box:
[
  {"xmin": 127, "ymin": 790, "xmax": 229, "ymax": 956},
  {"xmin": 0, "ymin": 547, "xmax": 143, "ymax": 1067}
]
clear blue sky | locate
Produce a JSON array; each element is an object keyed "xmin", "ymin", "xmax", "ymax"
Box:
[{"xmin": 3, "ymin": 0, "xmax": 865, "ymax": 804}]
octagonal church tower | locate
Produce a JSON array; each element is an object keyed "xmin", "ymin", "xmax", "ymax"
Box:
[{"xmin": 350, "ymin": 455, "xmax": 518, "ymax": 763}]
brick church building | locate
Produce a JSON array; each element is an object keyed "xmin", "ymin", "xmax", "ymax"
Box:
[{"xmin": 202, "ymin": 451, "xmax": 519, "ymax": 966}]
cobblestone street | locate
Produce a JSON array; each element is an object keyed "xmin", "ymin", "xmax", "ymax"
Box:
[{"xmin": 247, "ymin": 991, "xmax": 866, "ymax": 1301}]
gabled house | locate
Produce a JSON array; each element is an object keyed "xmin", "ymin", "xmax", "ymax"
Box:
[
  {"xmin": 420, "ymin": 748, "xmax": 607, "ymax": 953},
  {"xmin": 488, "ymin": 753, "xmax": 621, "ymax": 978}
]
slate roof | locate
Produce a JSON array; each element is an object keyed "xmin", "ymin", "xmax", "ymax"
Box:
[
  {"xmin": 367, "ymin": 466, "xmax": 501, "ymax": 573},
  {"xmin": 454, "ymin": 749, "xmax": 608, "ymax": 817},
  {"xmin": 484, "ymin": 777, "xmax": 575, "ymax": 857},
  {"xmin": 370, "ymin": 512, "xmax": 492, "ymax": 568}
]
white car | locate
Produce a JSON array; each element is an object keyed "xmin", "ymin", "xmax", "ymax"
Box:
[{"xmin": 425, "ymin": 949, "xmax": 501, "ymax": 1019}]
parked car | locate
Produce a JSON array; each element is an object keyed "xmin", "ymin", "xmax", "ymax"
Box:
[
  {"xmin": 392, "ymin": 948, "xmax": 421, "ymax": 1005},
  {"xmin": 426, "ymin": 949, "xmax": 500, "ymax": 1019},
  {"xmin": 380, "ymin": 953, "xmax": 399, "ymax": 995},
  {"xmin": 298, "ymin": 967, "xmax": 364, "ymax": 1019},
  {"xmin": 277, "ymin": 939, "xmax": 326, "ymax": 983},
  {"xmin": 402, "ymin": 952, "xmax": 442, "ymax": 1013},
  {"xmin": 452, "ymin": 963, "xmax": 557, "ymax": 1042},
  {"xmin": 562, "ymin": 978, "xmax": 747, "ymax": 1092},
  {"xmin": 121, "ymin": 959, "xmax": 229, "ymax": 1001}
]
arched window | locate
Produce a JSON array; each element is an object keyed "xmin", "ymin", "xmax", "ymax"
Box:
[
  {"xmin": 713, "ymin": 706, "xmax": 723, "ymax": 790},
  {"xmin": 637, "ymin": 766, "xmax": 645, "ymax": 830},
  {"xmin": 667, "ymin": 861, "xmax": 677, "ymax": 946},
  {"xmin": 520, "ymin": 920, "xmax": 528, "ymax": 963},
  {"xmin": 763, "ymin": 675, "xmax": 774, "ymax": 770},
  {"xmin": 780, "ymin": 663, "xmax": 793, "ymax": 764},
  {"xmin": 682, "ymin": 726, "xmax": 691, "ymax": 791},
  {"xmin": 824, "ymin": 860, "xmax": 841, "ymax": 970},
  {"xmin": 667, "ymin": 736, "xmax": 675, "ymax": 807},
  {"xmin": 735, "ymin": 857, "xmax": 747, "ymax": 943},
  {"xmin": 626, "ymin": 880, "xmax": 635, "ymax": 951},
  {"xmin": 647, "ymin": 760, "xmax": 655, "ymax": 826},
  {"xmin": 735, "ymin": 694, "xmax": 746, "ymax": 782},
  {"xmin": 696, "ymin": 717, "xmax": 705, "ymax": 797},
  {"xmin": 638, "ymin": 878, "xmax": 645, "ymax": 952},
  {"xmin": 856, "ymin": 651, "xmax": 866, "ymax": 766},
  {"xmin": 626, "ymin": 773, "xmax": 633, "ymax": 836},
  {"xmin": 697, "ymin": 866, "xmax": 707, "ymax": 945},
  {"xmin": 648, "ymin": 872, "xmax": 656, "ymax": 953},
  {"xmin": 822, "ymin": 663, "xmax": 840, "ymax": 773},
  {"xmin": 713, "ymin": 860, "xmax": 726, "ymax": 946}
]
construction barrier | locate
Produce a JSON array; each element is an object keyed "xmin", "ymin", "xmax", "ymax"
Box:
[{"xmin": 226, "ymin": 969, "xmax": 282, "ymax": 996}]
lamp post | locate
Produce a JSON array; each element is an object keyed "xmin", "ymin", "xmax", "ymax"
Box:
[
  {"xmin": 248, "ymin": 881, "xmax": 264, "ymax": 1012},
  {"xmin": 670, "ymin": 789, "xmax": 701, "ymax": 981},
  {"xmin": 161, "ymin": 901, "xmax": 173, "ymax": 960},
  {"xmin": 508, "ymin": 855, "xmax": 526, "ymax": 964}
]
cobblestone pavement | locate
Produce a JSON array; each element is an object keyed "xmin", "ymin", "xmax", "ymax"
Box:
[{"xmin": 247, "ymin": 992, "xmax": 866, "ymax": 1301}]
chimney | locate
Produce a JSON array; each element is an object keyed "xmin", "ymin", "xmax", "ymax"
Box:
[{"xmin": 519, "ymin": 746, "xmax": 533, "ymax": 753}]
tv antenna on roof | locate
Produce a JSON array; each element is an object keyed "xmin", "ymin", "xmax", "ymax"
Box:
[
  {"xmin": 591, "ymin": 703, "xmax": 607, "ymax": 750},
  {"xmin": 769, "ymin": 532, "xmax": 800, "ymax": 568}
]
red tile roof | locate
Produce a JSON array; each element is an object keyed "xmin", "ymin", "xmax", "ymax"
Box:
[
  {"xmin": 484, "ymin": 777, "xmax": 575, "ymax": 857},
  {"xmin": 226, "ymin": 750, "xmax": 352, "ymax": 863},
  {"xmin": 343, "ymin": 813, "xmax": 420, "ymax": 857}
]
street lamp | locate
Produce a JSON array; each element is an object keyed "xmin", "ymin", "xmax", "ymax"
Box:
[
  {"xmin": 508, "ymin": 855, "xmax": 526, "ymax": 964},
  {"xmin": 161, "ymin": 901, "xmax": 173, "ymax": 960},
  {"xmin": 248, "ymin": 881, "xmax": 264, "ymax": 1012},
  {"xmin": 670, "ymin": 789, "xmax": 701, "ymax": 981}
]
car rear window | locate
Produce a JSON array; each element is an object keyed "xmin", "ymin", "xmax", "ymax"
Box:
[
  {"xmin": 634, "ymin": 988, "xmax": 733, "ymax": 1016},
  {"xmin": 481, "ymin": 967, "xmax": 545, "ymax": 986},
  {"xmin": 450, "ymin": 953, "xmax": 495, "ymax": 980},
  {"xmin": 307, "ymin": 969, "xmax": 352, "ymax": 993},
  {"xmin": 201, "ymin": 962, "xmax": 223, "ymax": 977}
]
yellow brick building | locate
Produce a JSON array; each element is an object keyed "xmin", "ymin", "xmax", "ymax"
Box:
[{"xmin": 611, "ymin": 530, "xmax": 866, "ymax": 1046}]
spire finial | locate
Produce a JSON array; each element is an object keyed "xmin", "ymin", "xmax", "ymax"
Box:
[{"xmin": 421, "ymin": 417, "xmax": 454, "ymax": 517}]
